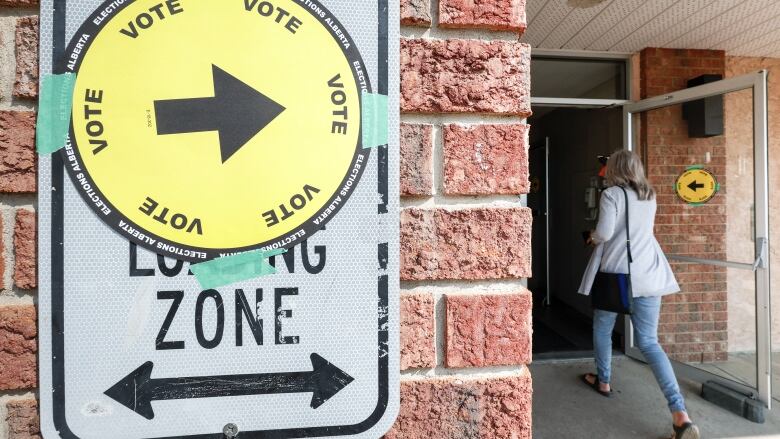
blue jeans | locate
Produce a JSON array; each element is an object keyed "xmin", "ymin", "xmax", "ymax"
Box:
[{"xmin": 593, "ymin": 296, "xmax": 686, "ymax": 413}]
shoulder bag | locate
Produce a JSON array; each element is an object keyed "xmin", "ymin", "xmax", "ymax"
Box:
[{"xmin": 590, "ymin": 186, "xmax": 633, "ymax": 314}]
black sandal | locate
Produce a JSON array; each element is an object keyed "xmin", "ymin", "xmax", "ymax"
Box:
[
  {"xmin": 580, "ymin": 373, "xmax": 612, "ymax": 397},
  {"xmin": 671, "ymin": 422, "xmax": 700, "ymax": 439}
]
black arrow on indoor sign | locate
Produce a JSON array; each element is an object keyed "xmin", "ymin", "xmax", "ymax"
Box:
[
  {"xmin": 154, "ymin": 64, "xmax": 285, "ymax": 163},
  {"xmin": 687, "ymin": 180, "xmax": 705, "ymax": 191},
  {"xmin": 104, "ymin": 353, "xmax": 353, "ymax": 420}
]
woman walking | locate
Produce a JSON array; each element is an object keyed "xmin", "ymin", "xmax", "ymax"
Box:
[{"xmin": 578, "ymin": 150, "xmax": 700, "ymax": 439}]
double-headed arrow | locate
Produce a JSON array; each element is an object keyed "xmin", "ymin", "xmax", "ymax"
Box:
[
  {"xmin": 687, "ymin": 180, "xmax": 705, "ymax": 191},
  {"xmin": 104, "ymin": 353, "xmax": 353, "ymax": 420},
  {"xmin": 154, "ymin": 64, "xmax": 285, "ymax": 163}
]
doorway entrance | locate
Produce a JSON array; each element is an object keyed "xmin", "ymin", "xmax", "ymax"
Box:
[
  {"xmin": 529, "ymin": 51, "xmax": 631, "ymax": 358},
  {"xmin": 529, "ymin": 106, "xmax": 624, "ymax": 357},
  {"xmin": 529, "ymin": 52, "xmax": 773, "ymax": 416}
]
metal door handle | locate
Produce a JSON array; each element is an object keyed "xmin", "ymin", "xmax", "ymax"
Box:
[
  {"xmin": 753, "ymin": 237, "xmax": 768, "ymax": 271},
  {"xmin": 669, "ymin": 237, "xmax": 767, "ymax": 272}
]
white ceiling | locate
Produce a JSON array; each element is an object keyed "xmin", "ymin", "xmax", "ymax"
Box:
[{"xmin": 523, "ymin": 0, "xmax": 780, "ymax": 57}]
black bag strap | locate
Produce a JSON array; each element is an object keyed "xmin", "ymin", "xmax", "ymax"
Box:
[{"xmin": 618, "ymin": 186, "xmax": 632, "ymax": 271}]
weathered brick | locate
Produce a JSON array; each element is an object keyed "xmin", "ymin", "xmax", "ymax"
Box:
[
  {"xmin": 14, "ymin": 209, "xmax": 36, "ymax": 290},
  {"xmin": 400, "ymin": 293, "xmax": 436, "ymax": 370},
  {"xmin": 0, "ymin": 306, "xmax": 37, "ymax": 390},
  {"xmin": 443, "ymin": 123, "xmax": 529, "ymax": 195},
  {"xmin": 6, "ymin": 399, "xmax": 41, "ymax": 439},
  {"xmin": 385, "ymin": 371, "xmax": 532, "ymax": 439},
  {"xmin": 15, "ymin": 16, "xmax": 39, "ymax": 99},
  {"xmin": 0, "ymin": 111, "xmax": 36, "ymax": 193},
  {"xmin": 0, "ymin": 0, "xmax": 38, "ymax": 5},
  {"xmin": 439, "ymin": 0, "xmax": 526, "ymax": 32},
  {"xmin": 401, "ymin": 39, "xmax": 531, "ymax": 115},
  {"xmin": 401, "ymin": 0, "xmax": 432, "ymax": 26},
  {"xmin": 401, "ymin": 207, "xmax": 531, "ymax": 280},
  {"xmin": 400, "ymin": 124, "xmax": 434, "ymax": 196},
  {"xmin": 445, "ymin": 292, "xmax": 531, "ymax": 367},
  {"xmin": 0, "ymin": 214, "xmax": 4, "ymax": 290}
]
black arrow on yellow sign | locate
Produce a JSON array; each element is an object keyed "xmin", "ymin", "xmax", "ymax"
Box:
[
  {"xmin": 154, "ymin": 64, "xmax": 285, "ymax": 163},
  {"xmin": 687, "ymin": 180, "xmax": 705, "ymax": 191},
  {"xmin": 104, "ymin": 353, "xmax": 353, "ymax": 420}
]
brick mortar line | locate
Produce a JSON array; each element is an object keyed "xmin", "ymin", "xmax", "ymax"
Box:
[
  {"xmin": 434, "ymin": 290, "xmax": 444, "ymax": 366},
  {"xmin": 0, "ymin": 100, "xmax": 36, "ymax": 111},
  {"xmin": 401, "ymin": 282, "xmax": 528, "ymax": 294},
  {"xmin": 0, "ymin": 292, "xmax": 35, "ymax": 305},
  {"xmin": 432, "ymin": 123, "xmax": 443, "ymax": 196},
  {"xmin": 400, "ymin": 27, "xmax": 521, "ymax": 42},
  {"xmin": 401, "ymin": 114, "xmax": 527, "ymax": 124},
  {"xmin": 0, "ymin": 195, "xmax": 35, "ymax": 207},
  {"xmin": 401, "ymin": 278, "xmax": 528, "ymax": 290},
  {"xmin": 0, "ymin": 206, "xmax": 16, "ymax": 296},
  {"xmin": 400, "ymin": 364, "xmax": 528, "ymax": 379},
  {"xmin": 400, "ymin": 196, "xmax": 525, "ymax": 208},
  {"xmin": 0, "ymin": 7, "xmax": 39, "ymax": 16},
  {"xmin": 0, "ymin": 15, "xmax": 17, "ymax": 110}
]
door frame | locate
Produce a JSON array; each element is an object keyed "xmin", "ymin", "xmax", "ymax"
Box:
[
  {"xmin": 528, "ymin": 138, "xmax": 552, "ymax": 307},
  {"xmin": 621, "ymin": 70, "xmax": 772, "ymax": 408}
]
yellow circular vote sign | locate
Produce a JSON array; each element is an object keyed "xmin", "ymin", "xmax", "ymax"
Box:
[
  {"xmin": 63, "ymin": 0, "xmax": 371, "ymax": 261},
  {"xmin": 675, "ymin": 167, "xmax": 719, "ymax": 204}
]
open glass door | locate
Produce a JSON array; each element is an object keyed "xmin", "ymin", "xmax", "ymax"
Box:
[{"xmin": 622, "ymin": 71, "xmax": 771, "ymax": 409}]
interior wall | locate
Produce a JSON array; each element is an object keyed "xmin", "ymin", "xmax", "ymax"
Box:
[
  {"xmin": 530, "ymin": 107, "xmax": 623, "ymax": 318},
  {"xmin": 724, "ymin": 56, "xmax": 780, "ymax": 352}
]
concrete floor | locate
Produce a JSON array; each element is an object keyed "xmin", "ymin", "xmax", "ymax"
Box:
[{"xmin": 531, "ymin": 356, "xmax": 780, "ymax": 438}]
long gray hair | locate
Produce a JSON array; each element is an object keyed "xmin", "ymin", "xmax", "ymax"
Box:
[{"xmin": 605, "ymin": 150, "xmax": 655, "ymax": 200}]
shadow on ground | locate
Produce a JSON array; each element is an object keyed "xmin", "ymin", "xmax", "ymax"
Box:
[{"xmin": 531, "ymin": 356, "xmax": 780, "ymax": 438}]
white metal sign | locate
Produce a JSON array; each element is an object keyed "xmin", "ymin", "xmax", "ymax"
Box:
[{"xmin": 37, "ymin": 1, "xmax": 399, "ymax": 437}]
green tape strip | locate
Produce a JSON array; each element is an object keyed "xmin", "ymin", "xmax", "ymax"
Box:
[
  {"xmin": 361, "ymin": 92, "xmax": 388, "ymax": 149},
  {"xmin": 685, "ymin": 164, "xmax": 705, "ymax": 170},
  {"xmin": 190, "ymin": 248, "xmax": 286, "ymax": 289},
  {"xmin": 36, "ymin": 73, "xmax": 77, "ymax": 155}
]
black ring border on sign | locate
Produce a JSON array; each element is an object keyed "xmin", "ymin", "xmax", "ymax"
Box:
[
  {"xmin": 674, "ymin": 168, "xmax": 718, "ymax": 204},
  {"xmin": 49, "ymin": 0, "xmax": 391, "ymax": 437},
  {"xmin": 60, "ymin": 0, "xmax": 373, "ymax": 263}
]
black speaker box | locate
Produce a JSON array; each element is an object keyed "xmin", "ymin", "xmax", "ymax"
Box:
[{"xmin": 682, "ymin": 74, "xmax": 724, "ymax": 138}]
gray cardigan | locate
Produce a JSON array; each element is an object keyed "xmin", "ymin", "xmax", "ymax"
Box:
[{"xmin": 578, "ymin": 186, "xmax": 680, "ymax": 297}]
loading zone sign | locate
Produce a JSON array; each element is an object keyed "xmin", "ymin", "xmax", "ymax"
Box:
[{"xmin": 37, "ymin": 0, "xmax": 399, "ymax": 438}]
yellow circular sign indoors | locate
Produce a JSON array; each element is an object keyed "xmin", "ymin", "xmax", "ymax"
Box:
[
  {"xmin": 675, "ymin": 167, "xmax": 719, "ymax": 204},
  {"xmin": 63, "ymin": 0, "xmax": 371, "ymax": 261}
]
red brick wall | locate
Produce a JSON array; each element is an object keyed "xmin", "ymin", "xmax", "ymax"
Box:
[
  {"xmin": 639, "ymin": 48, "xmax": 728, "ymax": 363},
  {"xmin": 396, "ymin": 0, "xmax": 533, "ymax": 436},
  {"xmin": 0, "ymin": 1, "xmax": 533, "ymax": 438},
  {"xmin": 1, "ymin": 0, "xmax": 41, "ymax": 436}
]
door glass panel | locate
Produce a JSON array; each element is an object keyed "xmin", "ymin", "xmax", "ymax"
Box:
[
  {"xmin": 531, "ymin": 57, "xmax": 627, "ymax": 99},
  {"xmin": 631, "ymin": 87, "xmax": 763, "ymax": 393},
  {"xmin": 679, "ymin": 265, "xmax": 757, "ymax": 391}
]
